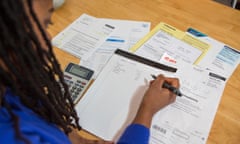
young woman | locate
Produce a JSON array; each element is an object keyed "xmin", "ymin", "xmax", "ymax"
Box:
[{"xmin": 0, "ymin": 0, "xmax": 179, "ymax": 143}]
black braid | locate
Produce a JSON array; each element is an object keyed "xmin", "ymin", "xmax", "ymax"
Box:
[{"xmin": 0, "ymin": 0, "xmax": 81, "ymax": 143}]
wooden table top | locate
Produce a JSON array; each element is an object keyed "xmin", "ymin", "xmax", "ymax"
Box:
[{"xmin": 48, "ymin": 0, "xmax": 240, "ymax": 143}]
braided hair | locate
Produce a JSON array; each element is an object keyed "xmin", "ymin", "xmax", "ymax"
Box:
[{"xmin": 0, "ymin": 0, "xmax": 81, "ymax": 142}]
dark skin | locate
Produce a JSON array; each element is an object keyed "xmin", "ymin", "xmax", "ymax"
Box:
[
  {"xmin": 133, "ymin": 75, "xmax": 179, "ymax": 128},
  {"xmin": 5, "ymin": 0, "xmax": 179, "ymax": 143}
]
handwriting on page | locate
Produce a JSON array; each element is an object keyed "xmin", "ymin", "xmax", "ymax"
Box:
[{"xmin": 112, "ymin": 62, "xmax": 126, "ymax": 74}]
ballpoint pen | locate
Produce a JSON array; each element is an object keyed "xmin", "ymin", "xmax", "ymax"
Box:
[
  {"xmin": 151, "ymin": 74, "xmax": 198, "ymax": 102},
  {"xmin": 151, "ymin": 74, "xmax": 183, "ymax": 96}
]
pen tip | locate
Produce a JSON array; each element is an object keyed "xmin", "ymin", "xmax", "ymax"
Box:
[{"xmin": 151, "ymin": 74, "xmax": 156, "ymax": 79}]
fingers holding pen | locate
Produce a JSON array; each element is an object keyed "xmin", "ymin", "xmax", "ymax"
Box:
[
  {"xmin": 164, "ymin": 76, "xmax": 180, "ymax": 89},
  {"xmin": 153, "ymin": 74, "xmax": 180, "ymax": 103},
  {"xmin": 133, "ymin": 74, "xmax": 180, "ymax": 128},
  {"xmin": 153, "ymin": 74, "xmax": 180, "ymax": 89}
]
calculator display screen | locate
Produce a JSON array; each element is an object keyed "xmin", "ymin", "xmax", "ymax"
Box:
[{"xmin": 70, "ymin": 66, "xmax": 89, "ymax": 78}]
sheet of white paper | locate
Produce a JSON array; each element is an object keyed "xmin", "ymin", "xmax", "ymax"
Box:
[
  {"xmin": 52, "ymin": 13, "xmax": 115, "ymax": 60},
  {"xmin": 150, "ymin": 65, "xmax": 226, "ymax": 144},
  {"xmin": 75, "ymin": 50, "xmax": 226, "ymax": 144},
  {"xmin": 76, "ymin": 51, "xmax": 175, "ymax": 141},
  {"xmin": 209, "ymin": 45, "xmax": 240, "ymax": 78},
  {"xmin": 80, "ymin": 19, "xmax": 150, "ymax": 77},
  {"xmin": 186, "ymin": 29, "xmax": 240, "ymax": 79}
]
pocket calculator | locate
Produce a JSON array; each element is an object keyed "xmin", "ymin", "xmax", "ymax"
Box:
[{"xmin": 63, "ymin": 63, "xmax": 94, "ymax": 104}]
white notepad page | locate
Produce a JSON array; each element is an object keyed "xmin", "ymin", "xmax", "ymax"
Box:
[
  {"xmin": 75, "ymin": 49, "xmax": 226, "ymax": 144},
  {"xmin": 75, "ymin": 49, "xmax": 176, "ymax": 141}
]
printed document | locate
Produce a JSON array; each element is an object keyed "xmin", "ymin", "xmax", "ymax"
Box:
[
  {"xmin": 150, "ymin": 65, "xmax": 226, "ymax": 144},
  {"xmin": 186, "ymin": 28, "xmax": 240, "ymax": 79},
  {"xmin": 75, "ymin": 49, "xmax": 226, "ymax": 144},
  {"xmin": 80, "ymin": 18, "xmax": 150, "ymax": 77},
  {"xmin": 129, "ymin": 23, "xmax": 240, "ymax": 80},
  {"xmin": 130, "ymin": 23, "xmax": 211, "ymax": 65},
  {"xmin": 52, "ymin": 13, "xmax": 115, "ymax": 60}
]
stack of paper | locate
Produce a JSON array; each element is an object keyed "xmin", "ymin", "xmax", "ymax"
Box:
[
  {"xmin": 128, "ymin": 22, "xmax": 240, "ymax": 144},
  {"xmin": 75, "ymin": 49, "xmax": 228, "ymax": 144},
  {"xmin": 52, "ymin": 13, "xmax": 151, "ymax": 77},
  {"xmin": 130, "ymin": 22, "xmax": 240, "ymax": 81},
  {"xmin": 52, "ymin": 14, "xmax": 240, "ymax": 144}
]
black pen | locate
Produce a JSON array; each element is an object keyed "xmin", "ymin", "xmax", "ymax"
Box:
[
  {"xmin": 151, "ymin": 75, "xmax": 198, "ymax": 102},
  {"xmin": 151, "ymin": 74, "xmax": 183, "ymax": 96}
]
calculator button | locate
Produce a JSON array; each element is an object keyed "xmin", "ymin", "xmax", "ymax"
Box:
[
  {"xmin": 72, "ymin": 86, "xmax": 77, "ymax": 90},
  {"xmin": 72, "ymin": 97, "xmax": 76, "ymax": 101},
  {"xmin": 64, "ymin": 75, "xmax": 72, "ymax": 79},
  {"xmin": 73, "ymin": 94, "xmax": 78, "ymax": 98},
  {"xmin": 72, "ymin": 93, "xmax": 76, "ymax": 97},
  {"xmin": 75, "ymin": 83, "xmax": 80, "ymax": 87},
  {"xmin": 74, "ymin": 92, "xmax": 79, "ymax": 96}
]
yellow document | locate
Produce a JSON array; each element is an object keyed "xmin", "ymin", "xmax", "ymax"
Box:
[{"xmin": 130, "ymin": 22, "xmax": 210, "ymax": 65}]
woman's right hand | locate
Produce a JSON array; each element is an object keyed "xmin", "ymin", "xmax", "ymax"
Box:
[{"xmin": 132, "ymin": 74, "xmax": 180, "ymax": 128}]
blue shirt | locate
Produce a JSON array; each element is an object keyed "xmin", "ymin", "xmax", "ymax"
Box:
[
  {"xmin": 117, "ymin": 124, "xmax": 150, "ymax": 144},
  {"xmin": 0, "ymin": 89, "xmax": 71, "ymax": 144},
  {"xmin": 0, "ymin": 89, "xmax": 150, "ymax": 144}
]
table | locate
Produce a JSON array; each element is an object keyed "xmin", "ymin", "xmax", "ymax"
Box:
[{"xmin": 47, "ymin": 0, "xmax": 240, "ymax": 143}]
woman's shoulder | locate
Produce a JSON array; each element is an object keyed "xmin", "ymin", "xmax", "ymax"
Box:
[{"xmin": 0, "ymin": 89, "xmax": 71, "ymax": 144}]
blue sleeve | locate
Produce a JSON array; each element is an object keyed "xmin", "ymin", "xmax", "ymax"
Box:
[{"xmin": 117, "ymin": 124, "xmax": 150, "ymax": 144}]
